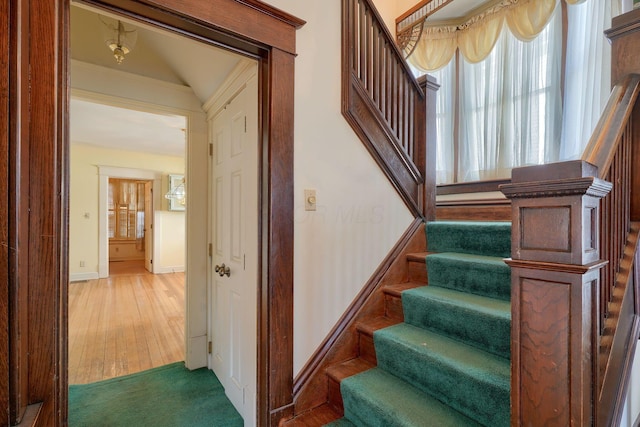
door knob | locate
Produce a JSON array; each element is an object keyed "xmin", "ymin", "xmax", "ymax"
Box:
[{"xmin": 215, "ymin": 263, "xmax": 231, "ymax": 277}]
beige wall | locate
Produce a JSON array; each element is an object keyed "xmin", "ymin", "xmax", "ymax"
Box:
[
  {"xmin": 265, "ymin": 0, "xmax": 414, "ymax": 375},
  {"xmin": 69, "ymin": 143, "xmax": 185, "ymax": 280},
  {"xmin": 373, "ymin": 0, "xmax": 423, "ymax": 39}
]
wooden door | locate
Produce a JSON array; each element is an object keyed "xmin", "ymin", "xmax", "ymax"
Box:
[{"xmin": 210, "ymin": 76, "xmax": 258, "ymax": 425}]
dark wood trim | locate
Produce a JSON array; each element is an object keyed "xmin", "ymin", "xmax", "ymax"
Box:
[
  {"xmin": 4, "ymin": 1, "xmax": 304, "ymax": 426},
  {"xmin": 261, "ymin": 47, "xmax": 295, "ymax": 427},
  {"xmin": 341, "ymin": 0, "xmax": 429, "ymax": 218},
  {"xmin": 24, "ymin": 1, "xmax": 66, "ymax": 424},
  {"xmin": 7, "ymin": 1, "xmax": 31, "ymax": 424},
  {"xmin": 633, "ymin": 103, "xmax": 640, "ymax": 222},
  {"xmin": 452, "ymin": 49, "xmax": 460, "ymax": 182},
  {"xmin": 437, "ymin": 198, "xmax": 508, "ymax": 207},
  {"xmin": 597, "ymin": 224, "xmax": 640, "ymax": 427},
  {"xmin": 421, "ymin": 75, "xmax": 438, "ymax": 222},
  {"xmin": 607, "ymin": 7, "xmax": 640, "ymax": 40},
  {"xmin": 560, "ymin": 1, "xmax": 568, "ymax": 104},
  {"xmin": 142, "ymin": 0, "xmax": 302, "ymax": 55},
  {"xmin": 234, "ymin": 0, "xmax": 305, "ymax": 29},
  {"xmin": 0, "ymin": 0, "xmax": 9, "ymax": 423},
  {"xmin": 436, "ymin": 204, "xmax": 511, "ymax": 222},
  {"xmin": 580, "ymin": 74, "xmax": 640, "ymax": 177},
  {"xmin": 437, "ymin": 179, "xmax": 511, "ymax": 196},
  {"xmin": 502, "ymin": 160, "xmax": 612, "ymax": 426},
  {"xmin": 290, "ymin": 219, "xmax": 426, "ymax": 416},
  {"xmin": 345, "ymin": 77, "xmax": 423, "ymax": 216}
]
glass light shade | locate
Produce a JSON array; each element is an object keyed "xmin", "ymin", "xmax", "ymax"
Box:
[{"xmin": 100, "ymin": 17, "xmax": 138, "ymax": 64}]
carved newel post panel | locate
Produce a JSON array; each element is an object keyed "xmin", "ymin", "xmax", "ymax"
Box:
[{"xmin": 500, "ymin": 161, "xmax": 612, "ymax": 426}]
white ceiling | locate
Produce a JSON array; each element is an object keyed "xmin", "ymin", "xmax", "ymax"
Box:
[
  {"xmin": 70, "ymin": 4, "xmax": 246, "ymax": 157},
  {"xmin": 70, "ymin": 99, "xmax": 187, "ymax": 156},
  {"xmin": 429, "ymin": 0, "xmax": 496, "ymax": 22}
]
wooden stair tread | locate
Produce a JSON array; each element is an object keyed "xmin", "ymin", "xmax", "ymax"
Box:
[
  {"xmin": 356, "ymin": 316, "xmax": 398, "ymax": 337},
  {"xmin": 406, "ymin": 252, "xmax": 429, "ymax": 263},
  {"xmin": 383, "ymin": 281, "xmax": 423, "ymax": 297},
  {"xmin": 326, "ymin": 357, "xmax": 374, "ymax": 382}
]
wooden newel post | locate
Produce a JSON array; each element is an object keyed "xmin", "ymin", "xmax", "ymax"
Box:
[
  {"xmin": 419, "ymin": 74, "xmax": 439, "ymax": 222},
  {"xmin": 500, "ymin": 160, "xmax": 612, "ymax": 426}
]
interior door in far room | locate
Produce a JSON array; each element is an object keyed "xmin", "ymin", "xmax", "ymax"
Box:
[
  {"xmin": 210, "ymin": 75, "xmax": 258, "ymax": 425},
  {"xmin": 144, "ymin": 181, "xmax": 153, "ymax": 272}
]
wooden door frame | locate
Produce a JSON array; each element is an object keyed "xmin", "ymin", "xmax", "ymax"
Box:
[{"xmin": 2, "ymin": 0, "xmax": 304, "ymax": 426}]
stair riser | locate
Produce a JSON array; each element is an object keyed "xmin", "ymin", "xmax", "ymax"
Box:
[
  {"xmin": 426, "ymin": 222, "xmax": 511, "ymax": 258},
  {"xmin": 358, "ymin": 333, "xmax": 377, "ymax": 365},
  {"xmin": 374, "ymin": 335, "xmax": 509, "ymax": 427},
  {"xmin": 427, "ymin": 256, "xmax": 511, "ymax": 300},
  {"xmin": 407, "ymin": 261, "xmax": 427, "ymax": 282},
  {"xmin": 403, "ymin": 296, "xmax": 510, "ymax": 359},
  {"xmin": 384, "ymin": 294, "xmax": 404, "ymax": 322},
  {"xmin": 327, "ymin": 377, "xmax": 345, "ymax": 416}
]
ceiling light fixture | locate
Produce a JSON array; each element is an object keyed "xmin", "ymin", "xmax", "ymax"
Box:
[
  {"xmin": 101, "ymin": 17, "xmax": 138, "ymax": 65},
  {"xmin": 165, "ymin": 175, "xmax": 186, "ymax": 208}
]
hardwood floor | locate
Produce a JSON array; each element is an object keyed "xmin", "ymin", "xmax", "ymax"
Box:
[{"xmin": 68, "ymin": 262, "xmax": 185, "ymax": 384}]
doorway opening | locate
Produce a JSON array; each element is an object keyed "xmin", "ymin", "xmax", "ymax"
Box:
[
  {"xmin": 68, "ymin": 1, "xmax": 260, "ymax": 424},
  {"xmin": 68, "ymin": 92, "xmax": 189, "ymax": 384}
]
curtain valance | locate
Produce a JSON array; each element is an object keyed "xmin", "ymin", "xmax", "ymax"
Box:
[{"xmin": 409, "ymin": 0, "xmax": 585, "ymax": 71}]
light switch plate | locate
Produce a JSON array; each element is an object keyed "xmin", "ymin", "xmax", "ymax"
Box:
[{"xmin": 304, "ymin": 189, "xmax": 316, "ymax": 211}]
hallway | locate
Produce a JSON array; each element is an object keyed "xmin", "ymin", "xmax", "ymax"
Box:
[{"xmin": 68, "ymin": 263, "xmax": 185, "ymax": 384}]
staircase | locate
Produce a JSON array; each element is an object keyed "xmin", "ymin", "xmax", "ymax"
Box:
[{"xmin": 325, "ymin": 221, "xmax": 512, "ymax": 427}]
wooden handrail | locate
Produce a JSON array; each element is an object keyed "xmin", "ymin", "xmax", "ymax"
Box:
[
  {"xmin": 342, "ymin": 0, "xmax": 437, "ymax": 219},
  {"xmin": 581, "ymin": 74, "xmax": 640, "ymax": 180},
  {"xmin": 582, "ymin": 74, "xmax": 640, "ymax": 426},
  {"xmin": 500, "ymin": 74, "xmax": 640, "ymax": 425}
]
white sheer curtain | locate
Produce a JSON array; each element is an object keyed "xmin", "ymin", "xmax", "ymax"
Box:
[
  {"xmin": 429, "ymin": 59, "xmax": 456, "ymax": 184},
  {"xmin": 560, "ymin": 0, "xmax": 619, "ymax": 160},
  {"xmin": 458, "ymin": 8, "xmax": 563, "ymax": 182}
]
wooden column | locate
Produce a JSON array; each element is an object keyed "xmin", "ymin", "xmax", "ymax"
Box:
[
  {"xmin": 606, "ymin": 8, "xmax": 640, "ymax": 87},
  {"xmin": 419, "ymin": 74, "xmax": 439, "ymax": 222},
  {"xmin": 500, "ymin": 161, "xmax": 612, "ymax": 426}
]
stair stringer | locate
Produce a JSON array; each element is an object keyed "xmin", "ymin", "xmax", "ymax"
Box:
[{"xmin": 285, "ymin": 218, "xmax": 427, "ymax": 423}]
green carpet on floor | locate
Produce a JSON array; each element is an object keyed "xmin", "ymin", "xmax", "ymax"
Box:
[{"xmin": 69, "ymin": 362, "xmax": 243, "ymax": 427}]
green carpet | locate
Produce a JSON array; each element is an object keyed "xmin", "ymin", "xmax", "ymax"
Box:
[
  {"xmin": 426, "ymin": 221, "xmax": 511, "ymax": 258},
  {"xmin": 329, "ymin": 221, "xmax": 511, "ymax": 427},
  {"xmin": 69, "ymin": 362, "xmax": 243, "ymax": 427}
]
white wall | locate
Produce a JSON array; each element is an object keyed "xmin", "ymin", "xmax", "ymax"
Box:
[
  {"xmin": 265, "ymin": 0, "xmax": 414, "ymax": 375},
  {"xmin": 69, "ymin": 143, "xmax": 185, "ymax": 279},
  {"xmin": 154, "ymin": 211, "xmax": 187, "ymax": 273}
]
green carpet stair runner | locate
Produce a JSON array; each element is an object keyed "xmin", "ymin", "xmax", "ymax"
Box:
[{"xmin": 327, "ymin": 221, "xmax": 512, "ymax": 427}]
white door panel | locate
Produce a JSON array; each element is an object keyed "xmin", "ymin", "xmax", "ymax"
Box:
[{"xmin": 209, "ymin": 74, "xmax": 258, "ymax": 426}]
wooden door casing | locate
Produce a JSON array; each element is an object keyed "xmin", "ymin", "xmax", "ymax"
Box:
[{"xmin": 1, "ymin": 1, "xmax": 304, "ymax": 426}]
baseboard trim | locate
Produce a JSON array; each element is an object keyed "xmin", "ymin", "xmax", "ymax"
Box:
[
  {"xmin": 69, "ymin": 272, "xmax": 100, "ymax": 282},
  {"xmin": 155, "ymin": 266, "xmax": 185, "ymax": 274}
]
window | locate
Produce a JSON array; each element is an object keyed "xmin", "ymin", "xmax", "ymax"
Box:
[
  {"xmin": 412, "ymin": 0, "xmax": 619, "ymax": 184},
  {"xmin": 108, "ymin": 178, "xmax": 146, "ymax": 240}
]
